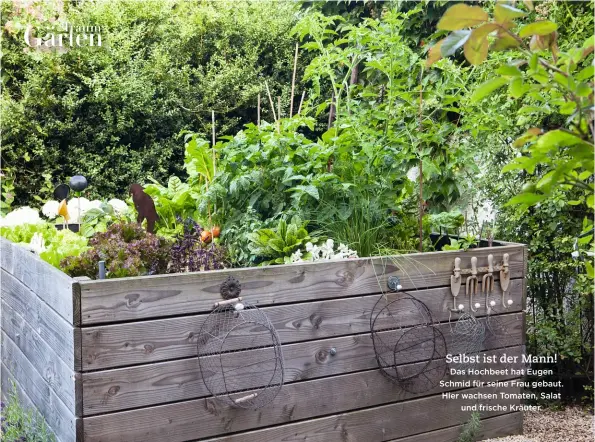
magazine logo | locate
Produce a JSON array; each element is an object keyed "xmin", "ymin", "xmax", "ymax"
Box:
[{"xmin": 24, "ymin": 22, "xmax": 103, "ymax": 49}]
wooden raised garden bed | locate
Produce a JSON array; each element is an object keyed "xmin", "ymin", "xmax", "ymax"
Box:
[{"xmin": 0, "ymin": 237, "xmax": 527, "ymax": 442}]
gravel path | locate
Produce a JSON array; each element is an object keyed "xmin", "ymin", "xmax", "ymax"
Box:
[{"xmin": 483, "ymin": 407, "xmax": 594, "ymax": 442}]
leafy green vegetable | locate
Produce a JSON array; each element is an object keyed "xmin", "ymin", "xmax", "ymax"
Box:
[{"xmin": 248, "ymin": 217, "xmax": 318, "ymax": 265}]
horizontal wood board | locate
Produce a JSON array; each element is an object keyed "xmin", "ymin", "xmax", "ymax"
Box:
[
  {"xmin": 1, "ymin": 269, "xmax": 79, "ymax": 370},
  {"xmin": 2, "ymin": 301, "xmax": 80, "ymax": 414},
  {"xmin": 1, "ymin": 238, "xmax": 76, "ymax": 324},
  {"xmin": 1, "ymin": 332, "xmax": 81, "ymax": 442},
  {"xmin": 82, "ymin": 311, "xmax": 523, "ymax": 415},
  {"xmin": 200, "ymin": 384, "xmax": 521, "ymax": 442},
  {"xmin": 386, "ymin": 412, "xmax": 522, "ymax": 442},
  {"xmin": 78, "ymin": 245, "xmax": 525, "ymax": 324},
  {"xmin": 82, "ymin": 280, "xmax": 524, "ymax": 370},
  {"xmin": 83, "ymin": 345, "xmax": 523, "ymax": 441}
]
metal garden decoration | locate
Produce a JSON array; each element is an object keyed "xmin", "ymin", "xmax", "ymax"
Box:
[
  {"xmin": 370, "ymin": 284, "xmax": 447, "ymax": 394},
  {"xmin": 197, "ymin": 276, "xmax": 285, "ymax": 410}
]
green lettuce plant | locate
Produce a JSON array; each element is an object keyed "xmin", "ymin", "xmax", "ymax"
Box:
[
  {"xmin": 248, "ymin": 217, "xmax": 319, "ymax": 265},
  {"xmin": 0, "ymin": 221, "xmax": 89, "ymax": 269}
]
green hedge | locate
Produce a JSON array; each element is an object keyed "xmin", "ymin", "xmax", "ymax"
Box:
[{"xmin": 1, "ymin": 0, "xmax": 305, "ymax": 205}]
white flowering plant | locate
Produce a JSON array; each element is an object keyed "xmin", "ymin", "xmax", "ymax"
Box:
[
  {"xmin": 40, "ymin": 197, "xmax": 134, "ymax": 237},
  {"xmin": 290, "ymin": 239, "xmax": 358, "ymax": 263},
  {"xmin": 0, "ymin": 206, "xmax": 43, "ymax": 227}
]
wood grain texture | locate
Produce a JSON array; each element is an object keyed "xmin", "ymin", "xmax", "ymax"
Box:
[
  {"xmin": 0, "ymin": 238, "xmax": 75, "ymax": 324},
  {"xmin": 200, "ymin": 384, "xmax": 521, "ymax": 442},
  {"xmin": 386, "ymin": 412, "xmax": 522, "ymax": 442},
  {"xmin": 82, "ymin": 346, "xmax": 522, "ymax": 442},
  {"xmin": 2, "ymin": 301, "xmax": 80, "ymax": 414},
  {"xmin": 81, "ymin": 281, "xmax": 524, "ymax": 370},
  {"xmin": 81, "ymin": 312, "xmax": 523, "ymax": 415},
  {"xmin": 1, "ymin": 332, "xmax": 80, "ymax": 442},
  {"xmin": 1, "ymin": 269, "xmax": 78, "ymax": 370},
  {"xmin": 78, "ymin": 245, "xmax": 525, "ymax": 324}
]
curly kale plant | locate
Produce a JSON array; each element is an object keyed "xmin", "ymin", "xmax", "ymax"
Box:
[
  {"xmin": 168, "ymin": 219, "xmax": 228, "ymax": 273},
  {"xmin": 60, "ymin": 223, "xmax": 171, "ymax": 279}
]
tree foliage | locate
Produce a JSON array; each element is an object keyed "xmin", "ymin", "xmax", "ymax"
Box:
[{"xmin": 1, "ymin": 0, "xmax": 304, "ymax": 205}]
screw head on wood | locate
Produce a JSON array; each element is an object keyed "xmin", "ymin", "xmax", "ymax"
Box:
[{"xmin": 329, "ymin": 347, "xmax": 337, "ymax": 356}]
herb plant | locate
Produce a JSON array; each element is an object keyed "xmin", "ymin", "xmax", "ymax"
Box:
[{"xmin": 168, "ymin": 219, "xmax": 229, "ymax": 273}]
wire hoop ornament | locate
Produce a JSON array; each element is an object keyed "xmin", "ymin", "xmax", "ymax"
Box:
[
  {"xmin": 370, "ymin": 291, "xmax": 447, "ymax": 394},
  {"xmin": 197, "ymin": 276, "xmax": 285, "ymax": 410}
]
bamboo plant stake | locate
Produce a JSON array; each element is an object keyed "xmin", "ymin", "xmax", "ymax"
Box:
[
  {"xmin": 418, "ymin": 66, "xmax": 425, "ymax": 253},
  {"xmin": 257, "ymin": 93, "xmax": 261, "ymax": 126},
  {"xmin": 264, "ymin": 81, "xmax": 277, "ymax": 122},
  {"xmin": 297, "ymin": 91, "xmax": 305, "ymax": 115},
  {"xmin": 290, "ymin": 42, "xmax": 299, "ymax": 117},
  {"xmin": 277, "ymin": 96, "xmax": 281, "ymax": 133}
]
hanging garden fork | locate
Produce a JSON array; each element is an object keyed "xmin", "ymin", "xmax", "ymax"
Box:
[
  {"xmin": 467, "ymin": 257, "xmax": 479, "ymax": 313},
  {"xmin": 482, "ymin": 254, "xmax": 495, "ymax": 314},
  {"xmin": 500, "ymin": 253, "xmax": 513, "ymax": 308}
]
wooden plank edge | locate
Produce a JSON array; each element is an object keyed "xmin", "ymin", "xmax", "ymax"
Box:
[
  {"xmin": 80, "ymin": 313, "xmax": 523, "ymax": 415},
  {"xmin": 81, "ymin": 346, "xmax": 524, "ymax": 442},
  {"xmin": 386, "ymin": 412, "xmax": 523, "ymax": 442},
  {"xmin": 197, "ymin": 384, "xmax": 522, "ymax": 442},
  {"xmin": 1, "ymin": 239, "xmax": 76, "ymax": 324},
  {"xmin": 1, "ymin": 300, "xmax": 80, "ymax": 414},
  {"xmin": 1, "ymin": 269, "xmax": 77, "ymax": 370},
  {"xmin": 80, "ymin": 281, "xmax": 525, "ymax": 371},
  {"xmin": 1, "ymin": 332, "xmax": 79, "ymax": 442}
]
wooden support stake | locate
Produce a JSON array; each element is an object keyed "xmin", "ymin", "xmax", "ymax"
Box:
[
  {"xmin": 264, "ymin": 81, "xmax": 277, "ymax": 122},
  {"xmin": 290, "ymin": 42, "xmax": 299, "ymax": 117},
  {"xmin": 277, "ymin": 96, "xmax": 281, "ymax": 133},
  {"xmin": 257, "ymin": 93, "xmax": 261, "ymax": 126},
  {"xmin": 327, "ymin": 92, "xmax": 336, "ymax": 130},
  {"xmin": 417, "ymin": 66, "xmax": 425, "ymax": 253},
  {"xmin": 297, "ymin": 91, "xmax": 305, "ymax": 115}
]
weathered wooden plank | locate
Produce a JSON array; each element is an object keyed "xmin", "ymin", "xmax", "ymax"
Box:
[
  {"xmin": 0, "ymin": 236, "xmax": 14, "ymax": 272},
  {"xmin": 82, "ymin": 312, "xmax": 523, "ymax": 415},
  {"xmin": 82, "ymin": 345, "xmax": 523, "ymax": 442},
  {"xmin": 0, "ymin": 238, "xmax": 76, "ymax": 324},
  {"xmin": 386, "ymin": 412, "xmax": 522, "ymax": 442},
  {"xmin": 82, "ymin": 281, "xmax": 524, "ymax": 370},
  {"xmin": 1, "ymin": 269, "xmax": 78, "ymax": 370},
  {"xmin": 1, "ymin": 362, "xmax": 61, "ymax": 441},
  {"xmin": 1, "ymin": 332, "xmax": 79, "ymax": 442},
  {"xmin": 2, "ymin": 301, "xmax": 80, "ymax": 415},
  {"xmin": 200, "ymin": 384, "xmax": 521, "ymax": 442},
  {"xmin": 78, "ymin": 245, "xmax": 525, "ymax": 324}
]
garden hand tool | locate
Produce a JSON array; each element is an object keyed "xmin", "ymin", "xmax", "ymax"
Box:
[
  {"xmin": 500, "ymin": 253, "xmax": 512, "ymax": 308},
  {"xmin": 450, "ymin": 257, "xmax": 462, "ymax": 312},
  {"xmin": 467, "ymin": 257, "xmax": 479, "ymax": 313},
  {"xmin": 482, "ymin": 254, "xmax": 495, "ymax": 313}
]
